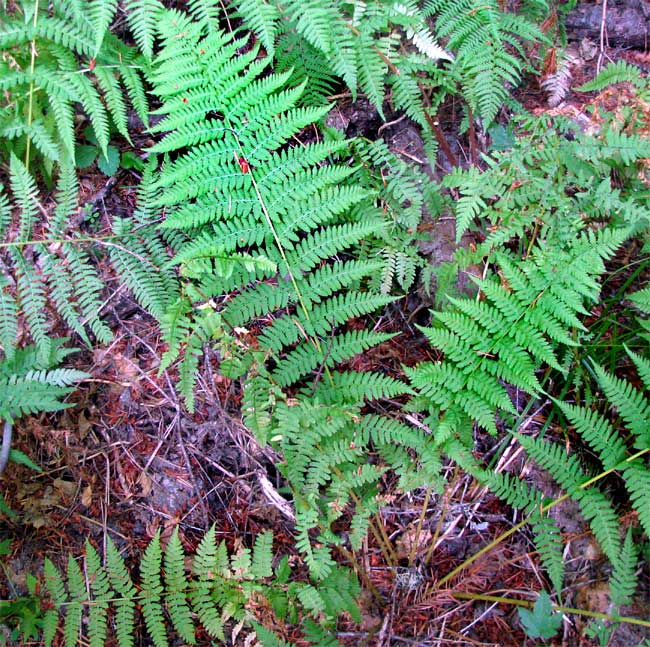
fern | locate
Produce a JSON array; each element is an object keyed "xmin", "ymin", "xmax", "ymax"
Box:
[
  {"xmin": 124, "ymin": 0, "xmax": 164, "ymax": 59},
  {"xmin": 228, "ymin": 0, "xmax": 454, "ymax": 120},
  {"xmin": 0, "ymin": 0, "xmax": 148, "ymax": 167},
  {"xmin": 530, "ymin": 514, "xmax": 565, "ymax": 597},
  {"xmin": 147, "ymin": 11, "xmax": 398, "ymax": 411},
  {"xmin": 424, "ymin": 0, "xmax": 546, "ymax": 124},
  {"xmin": 409, "ymin": 227, "xmax": 630, "ymax": 438},
  {"xmin": 405, "ymin": 104, "xmax": 650, "ymax": 611},
  {"xmin": 577, "ymin": 60, "xmax": 645, "ymax": 93},
  {"xmin": 0, "ymin": 341, "xmax": 88, "ymax": 422},
  {"xmin": 35, "ymin": 527, "xmax": 358, "ymax": 647},
  {"xmin": 1, "ymin": 157, "xmax": 176, "ymax": 358}
]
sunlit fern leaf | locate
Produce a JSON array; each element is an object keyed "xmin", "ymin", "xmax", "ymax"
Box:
[
  {"xmin": 148, "ymin": 11, "xmax": 393, "ymax": 410},
  {"xmin": 482, "ymin": 471, "xmax": 543, "ymax": 515},
  {"xmin": 620, "ymin": 461, "xmax": 650, "ymax": 536},
  {"xmin": 88, "ymin": 0, "xmax": 118, "ymax": 55},
  {"xmin": 517, "ymin": 433, "xmax": 623, "ymax": 565},
  {"xmin": 187, "ymin": 0, "xmax": 222, "ymax": 24},
  {"xmin": 283, "ymin": 0, "xmax": 337, "ymax": 54},
  {"xmin": 556, "ymin": 401, "xmax": 627, "ymax": 470},
  {"xmin": 231, "ymin": 0, "xmax": 280, "ymax": 55}
]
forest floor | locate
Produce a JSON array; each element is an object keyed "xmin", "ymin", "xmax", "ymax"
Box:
[{"xmin": 2, "ymin": 4, "xmax": 650, "ymax": 647}]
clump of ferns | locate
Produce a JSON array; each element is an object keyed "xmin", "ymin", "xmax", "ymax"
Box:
[{"xmin": 21, "ymin": 527, "xmax": 362, "ymax": 647}]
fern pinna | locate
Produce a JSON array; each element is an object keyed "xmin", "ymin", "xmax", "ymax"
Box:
[
  {"xmin": 0, "ymin": 154, "xmax": 177, "ymax": 362},
  {"xmin": 0, "ymin": 0, "xmax": 148, "ymax": 168},
  {"xmin": 38, "ymin": 527, "xmax": 360, "ymax": 647}
]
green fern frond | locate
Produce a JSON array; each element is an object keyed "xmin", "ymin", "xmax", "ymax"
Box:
[
  {"xmin": 577, "ymin": 61, "xmax": 645, "ymax": 92},
  {"xmin": 427, "ymin": 0, "xmax": 545, "ymax": 124},
  {"xmin": 85, "ymin": 543, "xmax": 112, "ymax": 647},
  {"xmin": 0, "ymin": 3, "xmax": 148, "ymax": 167},
  {"xmin": 164, "ymin": 529, "xmax": 195, "ymax": 644},
  {"xmin": 63, "ymin": 555, "xmax": 85, "ymax": 647},
  {"xmin": 591, "ymin": 362, "xmax": 649, "ymax": 448},
  {"xmin": 140, "ymin": 532, "xmax": 168, "ymax": 647},
  {"xmin": 88, "ymin": 0, "xmax": 118, "ymax": 55},
  {"xmin": 531, "ymin": 513, "xmax": 565, "ymax": 595},
  {"xmin": 610, "ymin": 529, "xmax": 638, "ymax": 608},
  {"xmin": 232, "ymin": 0, "xmax": 280, "ymax": 55},
  {"xmin": 124, "ymin": 0, "xmax": 164, "ymax": 59}
]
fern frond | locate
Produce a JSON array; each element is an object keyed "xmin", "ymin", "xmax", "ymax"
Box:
[
  {"xmin": 88, "ymin": 0, "xmax": 118, "ymax": 55},
  {"xmin": 610, "ymin": 529, "xmax": 638, "ymax": 608},
  {"xmin": 233, "ymin": 0, "xmax": 280, "ymax": 55},
  {"xmin": 190, "ymin": 526, "xmax": 226, "ymax": 641},
  {"xmin": 577, "ymin": 61, "xmax": 645, "ymax": 92},
  {"xmin": 531, "ymin": 514, "xmax": 565, "ymax": 595},
  {"xmin": 272, "ymin": 330, "xmax": 396, "ymax": 388},
  {"xmin": 63, "ymin": 555, "xmax": 84, "ymax": 647},
  {"xmin": 592, "ymin": 363, "xmax": 649, "ymax": 448},
  {"xmin": 124, "ymin": 0, "xmax": 164, "ymax": 59},
  {"xmin": 140, "ymin": 532, "xmax": 168, "ymax": 647},
  {"xmin": 164, "ymin": 529, "xmax": 195, "ymax": 644},
  {"xmin": 85, "ymin": 542, "xmax": 112, "ymax": 647}
]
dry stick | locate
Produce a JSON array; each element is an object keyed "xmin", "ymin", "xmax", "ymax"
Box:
[
  {"xmin": 597, "ymin": 0, "xmax": 608, "ymax": 74},
  {"xmin": 436, "ymin": 447, "xmax": 650, "ymax": 587},
  {"xmin": 408, "ymin": 486, "xmax": 431, "ymax": 567},
  {"xmin": 419, "ymin": 87, "xmax": 459, "ymax": 168},
  {"xmin": 0, "ymin": 420, "xmax": 13, "ymax": 476},
  {"xmin": 424, "ymin": 464, "xmax": 460, "ymax": 567},
  {"xmin": 467, "ymin": 106, "xmax": 478, "ymax": 166}
]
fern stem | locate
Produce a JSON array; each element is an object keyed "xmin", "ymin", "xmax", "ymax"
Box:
[
  {"xmin": 452, "ymin": 592, "xmax": 650, "ymax": 629},
  {"xmin": 24, "ymin": 0, "xmax": 40, "ymax": 170},
  {"xmin": 337, "ymin": 545, "xmax": 385, "ymax": 605},
  {"xmin": 436, "ymin": 448, "xmax": 650, "ymax": 587},
  {"xmin": 373, "ymin": 511, "xmax": 399, "ymax": 566},
  {"xmin": 408, "ymin": 487, "xmax": 431, "ymax": 567},
  {"xmin": 424, "ymin": 465, "xmax": 459, "ymax": 567}
]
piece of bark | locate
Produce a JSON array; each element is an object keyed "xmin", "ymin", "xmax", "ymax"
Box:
[{"xmin": 565, "ymin": 1, "xmax": 650, "ymax": 49}]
